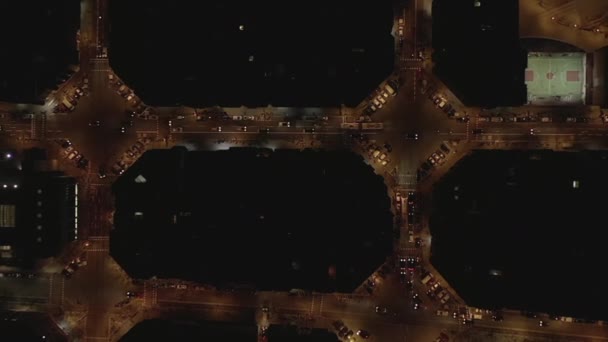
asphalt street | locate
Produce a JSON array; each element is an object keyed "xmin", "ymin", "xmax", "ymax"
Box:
[{"xmin": 1, "ymin": 0, "xmax": 608, "ymax": 341}]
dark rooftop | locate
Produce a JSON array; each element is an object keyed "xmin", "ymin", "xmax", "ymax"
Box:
[
  {"xmin": 431, "ymin": 150, "xmax": 608, "ymax": 320},
  {"xmin": 111, "ymin": 147, "xmax": 393, "ymax": 292},
  {"xmin": 109, "ymin": 0, "xmax": 395, "ymax": 107}
]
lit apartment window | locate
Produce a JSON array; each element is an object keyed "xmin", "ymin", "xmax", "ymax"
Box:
[{"xmin": 0, "ymin": 245, "xmax": 11, "ymax": 251}]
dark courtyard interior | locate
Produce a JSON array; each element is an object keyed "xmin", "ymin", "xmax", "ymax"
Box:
[
  {"xmin": 111, "ymin": 147, "xmax": 393, "ymax": 292},
  {"xmin": 109, "ymin": 0, "xmax": 394, "ymax": 107},
  {"xmin": 431, "ymin": 150, "xmax": 608, "ymax": 320}
]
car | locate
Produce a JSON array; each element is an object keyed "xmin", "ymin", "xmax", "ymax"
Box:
[
  {"xmin": 111, "ymin": 163, "xmax": 125, "ymax": 175},
  {"xmin": 432, "ymin": 153, "xmax": 440, "ymax": 161},
  {"xmin": 427, "ymin": 157, "xmax": 436, "ymax": 165},
  {"xmin": 457, "ymin": 116, "xmax": 470, "ymax": 123},
  {"xmin": 88, "ymin": 120, "xmax": 100, "ymax": 127},
  {"xmin": 492, "ymin": 312, "xmax": 504, "ymax": 321},
  {"xmin": 405, "ymin": 132, "xmax": 419, "ymax": 140},
  {"xmin": 472, "ymin": 128, "xmax": 483, "ymax": 135},
  {"xmin": 357, "ymin": 330, "xmax": 370, "ymax": 339},
  {"xmin": 59, "ymin": 140, "xmax": 72, "ymax": 149},
  {"xmin": 539, "ymin": 320, "xmax": 547, "ymax": 327},
  {"xmin": 241, "ymin": 126, "xmax": 247, "ymax": 131},
  {"xmin": 67, "ymin": 151, "xmax": 78, "ymax": 160},
  {"xmin": 435, "ymin": 332, "xmax": 450, "ymax": 342},
  {"xmin": 376, "ymin": 305, "xmax": 388, "ymax": 315},
  {"xmin": 126, "ymin": 291, "xmax": 141, "ymax": 298},
  {"xmin": 98, "ymin": 166, "xmax": 107, "ymax": 178},
  {"xmin": 61, "ymin": 267, "xmax": 74, "ymax": 278},
  {"xmin": 135, "ymin": 141, "xmax": 145, "ymax": 150},
  {"xmin": 399, "ymin": 257, "xmax": 407, "ymax": 273}
]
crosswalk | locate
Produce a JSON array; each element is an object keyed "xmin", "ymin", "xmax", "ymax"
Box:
[
  {"xmin": 30, "ymin": 113, "xmax": 46, "ymax": 140},
  {"xmin": 143, "ymin": 281, "xmax": 158, "ymax": 307},
  {"xmin": 90, "ymin": 58, "xmax": 110, "ymax": 73}
]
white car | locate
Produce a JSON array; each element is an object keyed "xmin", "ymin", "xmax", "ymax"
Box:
[{"xmin": 68, "ymin": 151, "xmax": 78, "ymax": 160}]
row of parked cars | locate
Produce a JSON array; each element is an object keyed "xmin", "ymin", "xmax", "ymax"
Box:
[
  {"xmin": 0, "ymin": 272, "xmax": 36, "ymax": 279},
  {"xmin": 331, "ymin": 320, "xmax": 370, "ymax": 340},
  {"xmin": 100, "ymin": 137, "xmax": 152, "ymax": 178},
  {"xmin": 53, "ymin": 79, "xmax": 89, "ymax": 114},
  {"xmin": 56, "ymin": 139, "xmax": 89, "ymax": 169},
  {"xmin": 364, "ymin": 80, "xmax": 399, "ymax": 115},
  {"xmin": 477, "ymin": 113, "xmax": 589, "ymax": 123},
  {"xmin": 421, "ymin": 81, "xmax": 464, "ymax": 120},
  {"xmin": 417, "ymin": 142, "xmax": 453, "ymax": 181},
  {"xmin": 366, "ymin": 142, "xmax": 392, "ymax": 166},
  {"xmin": 108, "ymin": 73, "xmax": 148, "ymax": 114}
]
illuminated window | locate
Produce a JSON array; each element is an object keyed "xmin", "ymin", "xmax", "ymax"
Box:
[
  {"xmin": 572, "ymin": 180, "xmax": 579, "ymax": 188},
  {"xmin": 0, "ymin": 245, "xmax": 11, "ymax": 251}
]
